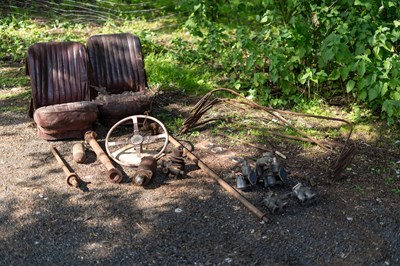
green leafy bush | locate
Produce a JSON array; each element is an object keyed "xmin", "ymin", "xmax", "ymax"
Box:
[{"xmin": 176, "ymin": 0, "xmax": 400, "ymax": 123}]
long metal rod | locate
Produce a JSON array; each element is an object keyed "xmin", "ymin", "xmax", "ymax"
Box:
[
  {"xmin": 84, "ymin": 131, "xmax": 123, "ymax": 183},
  {"xmin": 49, "ymin": 145, "xmax": 81, "ymax": 188},
  {"xmin": 168, "ymin": 135, "xmax": 269, "ymax": 223}
]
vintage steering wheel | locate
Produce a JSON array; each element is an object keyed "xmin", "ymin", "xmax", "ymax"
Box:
[{"xmin": 105, "ymin": 115, "xmax": 169, "ymax": 167}]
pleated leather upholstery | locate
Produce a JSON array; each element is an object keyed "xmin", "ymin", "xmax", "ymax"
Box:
[
  {"xmin": 26, "ymin": 42, "xmax": 91, "ymax": 116},
  {"xmin": 86, "ymin": 33, "xmax": 148, "ymax": 94}
]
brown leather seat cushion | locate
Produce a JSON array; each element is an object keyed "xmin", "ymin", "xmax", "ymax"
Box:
[
  {"xmin": 34, "ymin": 101, "xmax": 98, "ymax": 140},
  {"xmin": 95, "ymin": 92, "xmax": 151, "ymax": 126}
]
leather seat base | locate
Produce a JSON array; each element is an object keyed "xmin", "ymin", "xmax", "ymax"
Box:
[{"xmin": 34, "ymin": 101, "xmax": 98, "ymax": 140}]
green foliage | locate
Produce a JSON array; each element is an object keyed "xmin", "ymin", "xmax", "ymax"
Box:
[{"xmin": 176, "ymin": 0, "xmax": 400, "ymax": 123}]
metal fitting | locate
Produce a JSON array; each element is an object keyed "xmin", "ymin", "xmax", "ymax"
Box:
[
  {"xmin": 161, "ymin": 147, "xmax": 185, "ymax": 178},
  {"xmin": 292, "ymin": 183, "xmax": 316, "ymax": 205},
  {"xmin": 72, "ymin": 142, "xmax": 86, "ymax": 163},
  {"xmin": 256, "ymin": 152, "xmax": 289, "ymax": 187},
  {"xmin": 133, "ymin": 156, "xmax": 157, "ymax": 186},
  {"xmin": 263, "ymin": 195, "xmax": 288, "ymax": 214}
]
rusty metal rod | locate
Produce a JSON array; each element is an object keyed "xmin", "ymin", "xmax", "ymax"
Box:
[
  {"xmin": 84, "ymin": 131, "xmax": 123, "ymax": 183},
  {"xmin": 168, "ymin": 135, "xmax": 269, "ymax": 223},
  {"xmin": 49, "ymin": 145, "xmax": 81, "ymax": 188}
]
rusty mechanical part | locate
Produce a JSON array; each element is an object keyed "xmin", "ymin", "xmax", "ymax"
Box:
[
  {"xmin": 161, "ymin": 146, "xmax": 186, "ymax": 178},
  {"xmin": 132, "ymin": 156, "xmax": 157, "ymax": 186},
  {"xmin": 72, "ymin": 142, "xmax": 86, "ymax": 163},
  {"xmin": 168, "ymin": 135, "xmax": 269, "ymax": 223},
  {"xmin": 84, "ymin": 131, "xmax": 123, "ymax": 183},
  {"xmin": 105, "ymin": 115, "xmax": 169, "ymax": 167},
  {"xmin": 256, "ymin": 152, "xmax": 289, "ymax": 187},
  {"xmin": 263, "ymin": 183, "xmax": 316, "ymax": 214},
  {"xmin": 292, "ymin": 183, "xmax": 316, "ymax": 206},
  {"xmin": 180, "ymin": 88, "xmax": 355, "ymax": 178},
  {"xmin": 235, "ymin": 153, "xmax": 289, "ymax": 190},
  {"xmin": 49, "ymin": 145, "xmax": 81, "ymax": 188},
  {"xmin": 264, "ymin": 195, "xmax": 288, "ymax": 214}
]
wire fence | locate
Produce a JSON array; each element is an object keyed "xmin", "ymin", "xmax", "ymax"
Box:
[{"xmin": 1, "ymin": 0, "xmax": 176, "ymax": 24}]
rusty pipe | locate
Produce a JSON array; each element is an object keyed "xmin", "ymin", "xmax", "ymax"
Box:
[
  {"xmin": 168, "ymin": 135, "xmax": 269, "ymax": 223},
  {"xmin": 84, "ymin": 131, "xmax": 123, "ymax": 183},
  {"xmin": 49, "ymin": 145, "xmax": 81, "ymax": 188}
]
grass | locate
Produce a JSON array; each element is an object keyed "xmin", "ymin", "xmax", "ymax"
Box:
[
  {"xmin": 0, "ymin": 106, "xmax": 27, "ymax": 112},
  {"xmin": 0, "ymin": 62, "xmax": 31, "ymax": 113},
  {"xmin": 0, "ymin": 90, "xmax": 31, "ymax": 113},
  {"xmin": 0, "ymin": 90, "xmax": 31, "ymax": 100},
  {"xmin": 0, "ymin": 77, "xmax": 29, "ymax": 88},
  {"xmin": 145, "ymin": 53, "xmax": 214, "ymax": 94}
]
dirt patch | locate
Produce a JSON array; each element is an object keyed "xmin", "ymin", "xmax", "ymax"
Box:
[{"xmin": 0, "ymin": 83, "xmax": 399, "ymax": 265}]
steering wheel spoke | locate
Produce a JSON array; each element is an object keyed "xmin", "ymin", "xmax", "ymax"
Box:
[
  {"xmin": 132, "ymin": 116, "xmax": 139, "ymax": 134},
  {"xmin": 143, "ymin": 133, "xmax": 168, "ymax": 144},
  {"xmin": 107, "ymin": 139, "xmax": 130, "ymax": 147}
]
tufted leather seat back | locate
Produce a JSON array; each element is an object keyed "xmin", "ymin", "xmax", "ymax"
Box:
[
  {"xmin": 26, "ymin": 42, "xmax": 91, "ymax": 117},
  {"xmin": 86, "ymin": 33, "xmax": 147, "ymax": 95}
]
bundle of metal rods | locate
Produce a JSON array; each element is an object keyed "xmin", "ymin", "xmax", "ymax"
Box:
[{"xmin": 179, "ymin": 88, "xmax": 355, "ymax": 179}]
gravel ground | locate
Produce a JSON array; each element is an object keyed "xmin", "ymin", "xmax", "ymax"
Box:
[{"xmin": 0, "ymin": 91, "xmax": 399, "ymax": 266}]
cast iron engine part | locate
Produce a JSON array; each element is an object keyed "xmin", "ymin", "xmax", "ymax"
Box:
[
  {"xmin": 292, "ymin": 183, "xmax": 316, "ymax": 205},
  {"xmin": 235, "ymin": 159, "xmax": 257, "ymax": 190},
  {"xmin": 161, "ymin": 146, "xmax": 186, "ymax": 178},
  {"xmin": 49, "ymin": 145, "xmax": 81, "ymax": 188},
  {"xmin": 72, "ymin": 142, "xmax": 86, "ymax": 163},
  {"xmin": 84, "ymin": 131, "xmax": 123, "ymax": 183},
  {"xmin": 242, "ymin": 159, "xmax": 258, "ymax": 185},
  {"xmin": 263, "ymin": 194, "xmax": 290, "ymax": 214},
  {"xmin": 263, "ymin": 183, "xmax": 316, "ymax": 214},
  {"xmin": 235, "ymin": 153, "xmax": 289, "ymax": 190},
  {"xmin": 132, "ymin": 156, "xmax": 157, "ymax": 186},
  {"xmin": 256, "ymin": 152, "xmax": 289, "ymax": 187},
  {"xmin": 236, "ymin": 174, "xmax": 248, "ymax": 190}
]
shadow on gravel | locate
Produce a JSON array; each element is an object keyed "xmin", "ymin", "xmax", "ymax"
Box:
[
  {"xmin": 0, "ymin": 112, "xmax": 30, "ymax": 126},
  {"xmin": 1, "ymin": 157, "xmax": 399, "ymax": 265}
]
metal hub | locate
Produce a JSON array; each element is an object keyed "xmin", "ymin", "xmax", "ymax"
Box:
[{"xmin": 131, "ymin": 134, "xmax": 144, "ymax": 145}]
